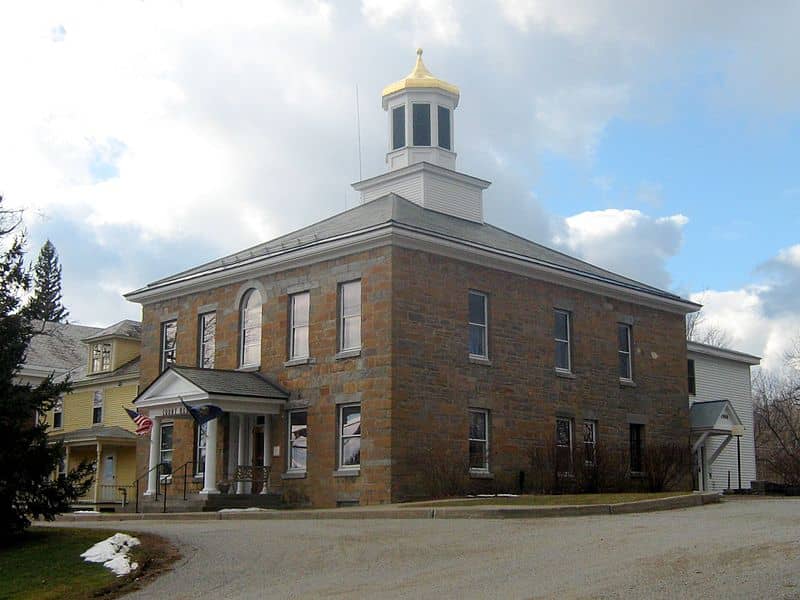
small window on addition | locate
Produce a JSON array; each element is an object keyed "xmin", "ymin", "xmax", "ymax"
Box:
[{"xmin": 688, "ymin": 359, "xmax": 696, "ymax": 395}]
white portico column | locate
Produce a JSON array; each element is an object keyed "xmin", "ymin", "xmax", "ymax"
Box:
[
  {"xmin": 144, "ymin": 416, "xmax": 161, "ymax": 496},
  {"xmin": 237, "ymin": 414, "xmax": 248, "ymax": 494},
  {"xmin": 261, "ymin": 415, "xmax": 271, "ymax": 494},
  {"xmin": 200, "ymin": 417, "xmax": 220, "ymax": 495}
]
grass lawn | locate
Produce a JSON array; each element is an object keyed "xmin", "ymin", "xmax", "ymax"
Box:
[
  {"xmin": 0, "ymin": 527, "xmax": 178, "ymax": 600},
  {"xmin": 411, "ymin": 491, "xmax": 693, "ymax": 508}
]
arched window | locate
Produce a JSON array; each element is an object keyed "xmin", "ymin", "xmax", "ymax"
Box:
[{"xmin": 240, "ymin": 289, "xmax": 262, "ymax": 367}]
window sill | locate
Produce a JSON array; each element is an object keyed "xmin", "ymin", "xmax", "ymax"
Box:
[
  {"xmin": 469, "ymin": 469, "xmax": 494, "ymax": 480},
  {"xmin": 333, "ymin": 469, "xmax": 360, "ymax": 478},
  {"xmin": 468, "ymin": 356, "xmax": 492, "ymax": 366},
  {"xmin": 335, "ymin": 349, "xmax": 361, "ymax": 360},
  {"xmin": 237, "ymin": 365, "xmax": 261, "ymax": 372},
  {"xmin": 282, "ymin": 471, "xmax": 307, "ymax": 480},
  {"xmin": 629, "ymin": 471, "xmax": 646, "ymax": 479},
  {"xmin": 555, "ymin": 369, "xmax": 576, "ymax": 379},
  {"xmin": 284, "ymin": 357, "xmax": 313, "ymax": 368},
  {"xmin": 620, "ymin": 378, "xmax": 636, "ymax": 388}
]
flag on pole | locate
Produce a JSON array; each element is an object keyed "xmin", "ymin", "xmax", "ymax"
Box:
[
  {"xmin": 125, "ymin": 408, "xmax": 154, "ymax": 436},
  {"xmin": 180, "ymin": 397, "xmax": 223, "ymax": 425}
]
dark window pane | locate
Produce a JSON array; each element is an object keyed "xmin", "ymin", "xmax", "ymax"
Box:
[
  {"xmin": 630, "ymin": 425, "xmax": 643, "ymax": 471},
  {"xmin": 556, "ymin": 341, "xmax": 570, "ymax": 370},
  {"xmin": 688, "ymin": 359, "xmax": 696, "ymax": 395},
  {"xmin": 341, "ymin": 438, "xmax": 360, "ymax": 466},
  {"xmin": 556, "ymin": 419, "xmax": 571, "ymax": 447},
  {"xmin": 437, "ymin": 105, "xmax": 451, "ymax": 150},
  {"xmin": 617, "ymin": 324, "xmax": 629, "ymax": 351},
  {"xmin": 392, "ymin": 106, "xmax": 405, "ymax": 149},
  {"xmin": 412, "ymin": 103, "xmax": 431, "ymax": 146},
  {"xmin": 469, "ymin": 411, "xmax": 486, "ymax": 440},
  {"xmin": 469, "ymin": 441, "xmax": 486, "ymax": 469},
  {"xmin": 619, "ymin": 353, "xmax": 631, "ymax": 379},
  {"xmin": 469, "ymin": 324, "xmax": 485, "ymax": 356},
  {"xmin": 554, "ymin": 311, "xmax": 569, "ymax": 340},
  {"xmin": 53, "ymin": 412, "xmax": 62, "ymax": 428},
  {"xmin": 468, "ymin": 293, "xmax": 485, "ymax": 325}
]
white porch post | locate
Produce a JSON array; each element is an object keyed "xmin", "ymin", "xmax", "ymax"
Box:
[
  {"xmin": 145, "ymin": 416, "xmax": 161, "ymax": 496},
  {"xmin": 237, "ymin": 414, "xmax": 247, "ymax": 494},
  {"xmin": 201, "ymin": 417, "xmax": 219, "ymax": 495},
  {"xmin": 261, "ymin": 415, "xmax": 271, "ymax": 494},
  {"xmin": 94, "ymin": 442, "xmax": 102, "ymax": 504}
]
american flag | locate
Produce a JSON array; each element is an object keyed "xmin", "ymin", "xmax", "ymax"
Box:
[{"xmin": 125, "ymin": 408, "xmax": 153, "ymax": 436}]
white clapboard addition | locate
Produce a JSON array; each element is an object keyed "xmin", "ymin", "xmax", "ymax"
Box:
[{"xmin": 688, "ymin": 341, "xmax": 760, "ymax": 490}]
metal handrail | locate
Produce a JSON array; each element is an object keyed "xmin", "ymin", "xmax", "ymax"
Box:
[
  {"xmin": 170, "ymin": 460, "xmax": 199, "ymax": 502},
  {"xmin": 133, "ymin": 462, "xmax": 166, "ymax": 513}
]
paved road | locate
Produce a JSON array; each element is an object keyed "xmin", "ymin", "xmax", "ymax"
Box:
[{"xmin": 67, "ymin": 498, "xmax": 800, "ymax": 599}]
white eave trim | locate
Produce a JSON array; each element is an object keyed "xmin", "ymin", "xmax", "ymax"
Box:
[
  {"xmin": 126, "ymin": 222, "xmax": 699, "ymax": 314},
  {"xmin": 351, "ymin": 161, "xmax": 491, "ymax": 191},
  {"xmin": 687, "ymin": 341, "xmax": 761, "ymax": 365}
]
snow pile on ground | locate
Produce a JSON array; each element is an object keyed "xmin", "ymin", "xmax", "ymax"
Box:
[
  {"xmin": 218, "ymin": 507, "xmax": 270, "ymax": 513},
  {"xmin": 81, "ymin": 533, "xmax": 141, "ymax": 577},
  {"xmin": 73, "ymin": 510, "xmax": 100, "ymax": 514}
]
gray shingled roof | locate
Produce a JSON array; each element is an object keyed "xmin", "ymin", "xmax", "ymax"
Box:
[
  {"xmin": 171, "ymin": 366, "xmax": 289, "ymax": 399},
  {"xmin": 83, "ymin": 319, "xmax": 141, "ymax": 342},
  {"xmin": 136, "ymin": 193, "xmax": 687, "ymax": 303},
  {"xmin": 24, "ymin": 321, "xmax": 102, "ymax": 372},
  {"xmin": 690, "ymin": 400, "xmax": 742, "ymax": 431}
]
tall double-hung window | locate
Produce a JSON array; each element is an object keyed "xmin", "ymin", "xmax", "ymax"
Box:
[
  {"xmin": 469, "ymin": 408, "xmax": 490, "ymax": 471},
  {"xmin": 289, "ymin": 292, "xmax": 310, "ymax": 360},
  {"xmin": 160, "ymin": 320, "xmax": 177, "ymax": 372},
  {"xmin": 288, "ymin": 410, "xmax": 308, "ymax": 472},
  {"xmin": 618, "ymin": 323, "xmax": 633, "ymax": 380},
  {"xmin": 194, "ymin": 423, "xmax": 207, "ymax": 476},
  {"xmin": 198, "ymin": 312, "xmax": 216, "ymax": 369},
  {"xmin": 468, "ymin": 291, "xmax": 488, "ymax": 358},
  {"xmin": 339, "ymin": 281, "xmax": 361, "ymax": 352},
  {"xmin": 92, "ymin": 391, "xmax": 103, "ymax": 425},
  {"xmin": 554, "ymin": 309, "xmax": 571, "ymax": 372},
  {"xmin": 160, "ymin": 423, "xmax": 174, "ymax": 477},
  {"xmin": 240, "ymin": 289, "xmax": 262, "ymax": 368},
  {"xmin": 338, "ymin": 404, "xmax": 361, "ymax": 470}
]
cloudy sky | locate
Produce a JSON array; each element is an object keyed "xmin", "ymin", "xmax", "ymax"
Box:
[{"xmin": 1, "ymin": 1, "xmax": 798, "ymax": 370}]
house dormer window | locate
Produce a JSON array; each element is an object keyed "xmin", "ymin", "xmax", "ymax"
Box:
[
  {"xmin": 240, "ymin": 289, "xmax": 262, "ymax": 368},
  {"xmin": 91, "ymin": 342, "xmax": 112, "ymax": 372}
]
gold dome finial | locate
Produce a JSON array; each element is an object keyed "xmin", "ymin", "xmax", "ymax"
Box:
[{"xmin": 382, "ymin": 49, "xmax": 459, "ymax": 99}]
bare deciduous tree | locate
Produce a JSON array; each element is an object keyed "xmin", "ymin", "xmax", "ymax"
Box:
[
  {"xmin": 753, "ymin": 369, "xmax": 800, "ymax": 485},
  {"xmin": 686, "ymin": 306, "xmax": 732, "ymax": 348}
]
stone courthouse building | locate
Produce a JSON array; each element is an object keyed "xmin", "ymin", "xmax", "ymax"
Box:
[{"xmin": 127, "ymin": 51, "xmax": 700, "ymax": 508}]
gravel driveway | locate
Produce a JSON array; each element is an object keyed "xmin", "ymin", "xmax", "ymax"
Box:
[{"xmin": 66, "ymin": 497, "xmax": 800, "ymax": 599}]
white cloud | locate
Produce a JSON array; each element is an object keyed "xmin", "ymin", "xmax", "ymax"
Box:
[{"xmin": 553, "ymin": 209, "xmax": 688, "ymax": 288}]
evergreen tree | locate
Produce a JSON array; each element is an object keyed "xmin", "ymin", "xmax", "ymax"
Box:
[
  {"xmin": 0, "ymin": 198, "xmax": 93, "ymax": 540},
  {"xmin": 23, "ymin": 239, "xmax": 68, "ymax": 323}
]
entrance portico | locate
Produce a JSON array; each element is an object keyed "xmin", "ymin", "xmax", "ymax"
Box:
[
  {"xmin": 134, "ymin": 366, "xmax": 289, "ymax": 497},
  {"xmin": 690, "ymin": 399, "xmax": 744, "ymax": 491}
]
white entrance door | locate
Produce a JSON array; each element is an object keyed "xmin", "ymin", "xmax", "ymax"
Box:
[{"xmin": 100, "ymin": 453, "xmax": 116, "ymax": 500}]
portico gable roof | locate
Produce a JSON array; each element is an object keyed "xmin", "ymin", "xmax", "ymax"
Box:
[
  {"xmin": 690, "ymin": 399, "xmax": 743, "ymax": 435},
  {"xmin": 134, "ymin": 366, "xmax": 289, "ymax": 417}
]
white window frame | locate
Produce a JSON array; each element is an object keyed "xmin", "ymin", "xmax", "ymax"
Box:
[
  {"xmin": 554, "ymin": 309, "xmax": 572, "ymax": 372},
  {"xmin": 618, "ymin": 323, "xmax": 633, "ymax": 381},
  {"xmin": 91, "ymin": 342, "xmax": 112, "ymax": 373},
  {"xmin": 289, "ymin": 292, "xmax": 310, "ymax": 360},
  {"xmin": 287, "ymin": 409, "xmax": 308, "ymax": 473},
  {"xmin": 468, "ymin": 291, "xmax": 488, "ymax": 359},
  {"xmin": 240, "ymin": 289, "xmax": 262, "ymax": 368},
  {"xmin": 53, "ymin": 398, "xmax": 63, "ymax": 429},
  {"xmin": 194, "ymin": 422, "xmax": 207, "ymax": 476},
  {"xmin": 159, "ymin": 421, "xmax": 174, "ymax": 478},
  {"xmin": 198, "ymin": 312, "xmax": 216, "ymax": 369},
  {"xmin": 91, "ymin": 391, "xmax": 103, "ymax": 425},
  {"xmin": 556, "ymin": 417, "xmax": 573, "ymax": 475},
  {"xmin": 339, "ymin": 280, "xmax": 362, "ymax": 353},
  {"xmin": 338, "ymin": 403, "xmax": 361, "ymax": 470},
  {"xmin": 160, "ymin": 320, "xmax": 177, "ymax": 372},
  {"xmin": 583, "ymin": 420, "xmax": 597, "ymax": 466},
  {"xmin": 468, "ymin": 408, "xmax": 490, "ymax": 472}
]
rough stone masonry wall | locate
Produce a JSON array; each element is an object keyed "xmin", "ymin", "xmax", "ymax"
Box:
[
  {"xmin": 390, "ymin": 247, "xmax": 690, "ymax": 501},
  {"xmin": 137, "ymin": 246, "xmax": 393, "ymax": 507}
]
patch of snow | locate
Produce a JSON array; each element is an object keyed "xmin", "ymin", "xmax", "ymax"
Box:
[
  {"xmin": 218, "ymin": 507, "xmax": 269, "ymax": 512},
  {"xmin": 81, "ymin": 533, "xmax": 140, "ymax": 577},
  {"xmin": 73, "ymin": 510, "xmax": 100, "ymax": 514}
]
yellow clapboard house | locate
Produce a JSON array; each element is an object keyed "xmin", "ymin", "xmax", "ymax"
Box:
[{"xmin": 41, "ymin": 320, "xmax": 141, "ymax": 511}]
